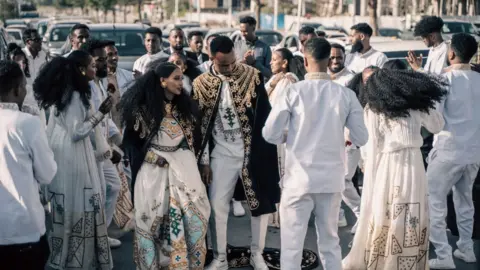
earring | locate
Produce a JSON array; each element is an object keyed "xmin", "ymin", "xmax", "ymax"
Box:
[
  {"xmin": 82, "ymin": 71, "xmax": 86, "ymax": 76},
  {"xmin": 161, "ymin": 81, "xmax": 167, "ymax": 88}
]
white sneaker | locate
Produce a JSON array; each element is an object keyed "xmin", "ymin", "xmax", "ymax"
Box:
[
  {"xmin": 108, "ymin": 237, "xmax": 122, "ymax": 249},
  {"xmin": 338, "ymin": 210, "xmax": 347, "ymax": 227},
  {"xmin": 250, "ymin": 253, "xmax": 269, "ymax": 270},
  {"xmin": 453, "ymin": 248, "xmax": 477, "ymax": 263},
  {"xmin": 429, "ymin": 257, "xmax": 456, "ymax": 269},
  {"xmin": 205, "ymin": 258, "xmax": 228, "ymax": 270},
  {"xmin": 232, "ymin": 200, "xmax": 246, "ymax": 217},
  {"xmin": 350, "ymin": 221, "xmax": 358, "ymax": 234}
]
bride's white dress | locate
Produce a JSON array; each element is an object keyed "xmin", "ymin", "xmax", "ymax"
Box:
[{"xmin": 343, "ymin": 108, "xmax": 444, "ymax": 270}]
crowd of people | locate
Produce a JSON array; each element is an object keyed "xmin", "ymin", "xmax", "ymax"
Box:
[{"xmin": 0, "ymin": 14, "xmax": 479, "ymax": 270}]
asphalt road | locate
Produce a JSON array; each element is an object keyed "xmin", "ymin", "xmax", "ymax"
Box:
[{"xmin": 110, "ymin": 203, "xmax": 479, "ymax": 269}]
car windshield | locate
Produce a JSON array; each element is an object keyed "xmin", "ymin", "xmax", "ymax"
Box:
[
  {"xmin": 90, "ymin": 29, "xmax": 145, "ymax": 56},
  {"xmin": 8, "ymin": 31, "xmax": 21, "ymax": 40},
  {"xmin": 49, "ymin": 26, "xmax": 72, "ymax": 42},
  {"xmin": 258, "ymin": 33, "xmax": 283, "ymax": 46},
  {"xmin": 383, "ymin": 50, "xmax": 430, "ymax": 69},
  {"xmin": 443, "ymin": 22, "xmax": 477, "ymax": 34},
  {"xmin": 379, "ymin": 28, "xmax": 402, "ymax": 37}
]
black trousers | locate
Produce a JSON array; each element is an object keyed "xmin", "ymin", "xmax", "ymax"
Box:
[{"xmin": 0, "ymin": 234, "xmax": 50, "ymax": 270}]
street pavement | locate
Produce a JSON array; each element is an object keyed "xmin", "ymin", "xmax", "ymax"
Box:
[{"xmin": 110, "ymin": 203, "xmax": 479, "ymax": 269}]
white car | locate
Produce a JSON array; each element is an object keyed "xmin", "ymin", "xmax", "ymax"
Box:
[
  {"xmin": 276, "ymin": 33, "xmax": 348, "ymax": 53},
  {"xmin": 6, "ymin": 29, "xmax": 23, "ymax": 47}
]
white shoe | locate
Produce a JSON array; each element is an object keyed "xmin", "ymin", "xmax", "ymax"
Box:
[
  {"xmin": 108, "ymin": 237, "xmax": 122, "ymax": 249},
  {"xmin": 348, "ymin": 241, "xmax": 353, "ymax": 248},
  {"xmin": 205, "ymin": 258, "xmax": 228, "ymax": 270},
  {"xmin": 250, "ymin": 253, "xmax": 269, "ymax": 270},
  {"xmin": 453, "ymin": 248, "xmax": 476, "ymax": 263},
  {"xmin": 350, "ymin": 221, "xmax": 358, "ymax": 234},
  {"xmin": 338, "ymin": 210, "xmax": 347, "ymax": 227},
  {"xmin": 429, "ymin": 257, "xmax": 456, "ymax": 269},
  {"xmin": 232, "ymin": 200, "xmax": 246, "ymax": 217}
]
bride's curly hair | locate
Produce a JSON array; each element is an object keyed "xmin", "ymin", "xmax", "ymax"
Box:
[{"xmin": 364, "ymin": 68, "xmax": 448, "ymax": 119}]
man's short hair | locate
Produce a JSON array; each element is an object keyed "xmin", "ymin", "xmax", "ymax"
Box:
[
  {"xmin": 299, "ymin": 26, "xmax": 316, "ymax": 36},
  {"xmin": 0, "ymin": 60, "xmax": 24, "ymax": 96},
  {"xmin": 22, "ymin": 28, "xmax": 39, "ymax": 43},
  {"xmin": 70, "ymin": 24, "xmax": 90, "ymax": 35},
  {"xmin": 316, "ymin": 30, "xmax": 326, "ymax": 37},
  {"xmin": 331, "ymin": 43, "xmax": 346, "ymax": 54},
  {"xmin": 210, "ymin": 36, "xmax": 234, "ymax": 56},
  {"xmin": 240, "ymin": 16, "xmax": 257, "ymax": 27},
  {"xmin": 450, "ymin": 33, "xmax": 478, "ymax": 62},
  {"xmin": 351, "ymin": 23, "xmax": 373, "ymax": 37},
  {"xmin": 304, "ymin": 38, "xmax": 331, "ymax": 61},
  {"xmin": 169, "ymin": 27, "xmax": 184, "ymax": 35},
  {"xmin": 414, "ymin": 16, "xmax": 444, "ymax": 37},
  {"xmin": 188, "ymin": 31, "xmax": 204, "ymax": 41},
  {"xmin": 145, "ymin": 27, "xmax": 162, "ymax": 38},
  {"xmin": 81, "ymin": 39, "xmax": 115, "ymax": 55}
]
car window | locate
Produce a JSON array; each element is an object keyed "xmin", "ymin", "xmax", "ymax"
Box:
[
  {"xmin": 383, "ymin": 50, "xmax": 429, "ymax": 69},
  {"xmin": 8, "ymin": 31, "xmax": 21, "ymax": 40},
  {"xmin": 443, "ymin": 22, "xmax": 476, "ymax": 34},
  {"xmin": 50, "ymin": 26, "xmax": 71, "ymax": 42},
  {"xmin": 90, "ymin": 29, "xmax": 145, "ymax": 56},
  {"xmin": 285, "ymin": 36, "xmax": 298, "ymax": 48},
  {"xmin": 258, "ymin": 33, "xmax": 283, "ymax": 46}
]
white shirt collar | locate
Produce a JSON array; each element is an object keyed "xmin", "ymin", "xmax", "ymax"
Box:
[
  {"xmin": 305, "ymin": 72, "xmax": 331, "ymax": 81},
  {"xmin": 0, "ymin": 103, "xmax": 19, "ymax": 111},
  {"xmin": 328, "ymin": 68, "xmax": 348, "ymax": 79},
  {"xmin": 431, "ymin": 41, "xmax": 446, "ymax": 51}
]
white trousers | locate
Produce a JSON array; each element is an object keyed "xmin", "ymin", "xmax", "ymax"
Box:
[
  {"xmin": 209, "ymin": 155, "xmax": 269, "ymax": 260},
  {"xmin": 340, "ymin": 148, "xmax": 362, "ymax": 219},
  {"xmin": 103, "ymin": 159, "xmax": 122, "ymax": 227},
  {"xmin": 427, "ymin": 152, "xmax": 479, "ymax": 259},
  {"xmin": 280, "ymin": 190, "xmax": 342, "ymax": 270}
]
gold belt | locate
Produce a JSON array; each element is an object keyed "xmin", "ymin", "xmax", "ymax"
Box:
[{"xmin": 144, "ymin": 150, "xmax": 169, "ymax": 168}]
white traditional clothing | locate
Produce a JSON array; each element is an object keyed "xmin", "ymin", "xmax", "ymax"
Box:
[
  {"xmin": 345, "ymin": 48, "xmax": 388, "ymax": 74},
  {"xmin": 23, "ymin": 47, "xmax": 47, "ymax": 85},
  {"xmin": 423, "ymin": 42, "xmax": 449, "ymax": 75},
  {"xmin": 133, "ymin": 115, "xmax": 210, "ymax": 269},
  {"xmin": 330, "ymin": 68, "xmax": 355, "ymax": 86},
  {"xmin": 0, "ymin": 103, "xmax": 56, "ymax": 245},
  {"xmin": 197, "ymin": 60, "xmax": 212, "ymax": 73},
  {"xmin": 46, "ymin": 92, "xmax": 113, "ymax": 269},
  {"xmin": 262, "ymin": 72, "xmax": 368, "ymax": 270},
  {"xmin": 264, "ymin": 72, "xmax": 299, "ymax": 227},
  {"xmin": 428, "ymin": 64, "xmax": 480, "ymax": 261},
  {"xmin": 342, "ymin": 108, "xmax": 444, "ymax": 270},
  {"xmin": 133, "ymin": 51, "xmax": 170, "ymax": 74}
]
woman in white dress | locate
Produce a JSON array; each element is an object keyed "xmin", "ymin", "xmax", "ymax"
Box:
[
  {"xmin": 121, "ymin": 63, "xmax": 210, "ymax": 269},
  {"xmin": 34, "ymin": 51, "xmax": 114, "ymax": 270},
  {"xmin": 342, "ymin": 67, "xmax": 448, "ymax": 270},
  {"xmin": 264, "ymin": 48, "xmax": 305, "ymax": 227}
]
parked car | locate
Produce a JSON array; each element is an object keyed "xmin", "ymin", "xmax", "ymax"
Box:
[
  {"xmin": 442, "ymin": 19, "xmax": 480, "ymax": 42},
  {"xmin": 205, "ymin": 28, "xmax": 237, "ymax": 39},
  {"xmin": 4, "ymin": 19, "xmax": 27, "ymax": 28},
  {"xmin": 6, "ymin": 24, "xmax": 29, "ymax": 31},
  {"xmin": 0, "ymin": 27, "xmax": 10, "ymax": 60},
  {"xmin": 277, "ymin": 33, "xmax": 346, "ymax": 53},
  {"xmin": 288, "ymin": 22, "xmax": 323, "ymax": 32},
  {"xmin": 379, "ymin": 28, "xmax": 403, "ymax": 39},
  {"xmin": 42, "ymin": 19, "xmax": 92, "ymax": 57},
  {"xmin": 6, "ymin": 29, "xmax": 24, "ymax": 47},
  {"xmin": 373, "ymin": 40, "xmax": 430, "ymax": 69}
]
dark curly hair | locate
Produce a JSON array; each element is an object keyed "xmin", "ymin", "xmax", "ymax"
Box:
[
  {"xmin": 450, "ymin": 32, "xmax": 478, "ymax": 62},
  {"xmin": 0, "ymin": 60, "xmax": 24, "ymax": 97},
  {"xmin": 7, "ymin": 43, "xmax": 30, "ymax": 78},
  {"xmin": 120, "ymin": 62, "xmax": 198, "ymax": 134},
  {"xmin": 33, "ymin": 50, "xmax": 92, "ymax": 114},
  {"xmin": 414, "ymin": 16, "xmax": 444, "ymax": 37},
  {"xmin": 383, "ymin": 59, "xmax": 408, "ymax": 70},
  {"xmin": 351, "ymin": 23, "xmax": 373, "ymax": 37},
  {"xmin": 364, "ymin": 69, "xmax": 448, "ymax": 119},
  {"xmin": 274, "ymin": 48, "xmax": 306, "ymax": 80}
]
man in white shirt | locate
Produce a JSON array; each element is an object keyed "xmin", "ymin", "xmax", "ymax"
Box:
[
  {"xmin": 63, "ymin": 24, "xmax": 90, "ymax": 57},
  {"xmin": 263, "ymin": 38, "xmax": 368, "ymax": 270},
  {"xmin": 83, "ymin": 39, "xmax": 123, "ymax": 249},
  {"xmin": 427, "ymin": 33, "xmax": 480, "ymax": 269},
  {"xmin": 345, "ymin": 23, "xmax": 388, "ymax": 74},
  {"xmin": 194, "ymin": 36, "xmax": 280, "ymax": 270},
  {"xmin": 0, "ymin": 60, "xmax": 57, "ymax": 269},
  {"xmin": 328, "ymin": 43, "xmax": 361, "ymax": 232},
  {"xmin": 407, "ymin": 16, "xmax": 448, "ymax": 75},
  {"xmin": 132, "ymin": 27, "xmax": 169, "ymax": 76},
  {"xmin": 22, "ymin": 29, "xmax": 46, "ymax": 84}
]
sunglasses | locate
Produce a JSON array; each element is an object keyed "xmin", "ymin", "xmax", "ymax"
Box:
[{"xmin": 29, "ymin": 38, "xmax": 42, "ymax": 43}]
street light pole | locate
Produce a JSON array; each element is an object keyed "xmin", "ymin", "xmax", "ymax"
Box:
[
  {"xmin": 274, "ymin": 0, "xmax": 278, "ymax": 30},
  {"xmin": 197, "ymin": 0, "xmax": 201, "ymax": 23},
  {"xmin": 296, "ymin": 0, "xmax": 302, "ymax": 33},
  {"xmin": 228, "ymin": 0, "xmax": 233, "ymax": 28},
  {"xmin": 174, "ymin": 0, "xmax": 179, "ymax": 23}
]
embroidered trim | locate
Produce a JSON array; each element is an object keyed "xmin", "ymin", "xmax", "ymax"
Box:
[
  {"xmin": 305, "ymin": 72, "xmax": 331, "ymax": 81},
  {"xmin": 151, "ymin": 144, "xmax": 181, "ymax": 152}
]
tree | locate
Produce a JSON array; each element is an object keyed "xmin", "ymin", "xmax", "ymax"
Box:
[
  {"xmin": 253, "ymin": 0, "xmax": 265, "ymax": 29},
  {"xmin": 368, "ymin": 0, "xmax": 379, "ymax": 36}
]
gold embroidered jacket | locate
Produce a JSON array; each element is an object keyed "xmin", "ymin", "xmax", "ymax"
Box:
[{"xmin": 192, "ymin": 64, "xmax": 280, "ymax": 216}]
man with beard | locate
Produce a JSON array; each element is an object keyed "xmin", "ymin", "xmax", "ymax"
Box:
[
  {"xmin": 193, "ymin": 36, "xmax": 279, "ymax": 270},
  {"xmin": 294, "ymin": 26, "xmax": 318, "ymax": 58},
  {"xmin": 132, "ymin": 27, "xmax": 169, "ymax": 76},
  {"xmin": 22, "ymin": 29, "xmax": 46, "ymax": 84},
  {"xmin": 328, "ymin": 43, "xmax": 354, "ymax": 86},
  {"xmin": 82, "ymin": 39, "xmax": 123, "ymax": 249},
  {"xmin": 234, "ymin": 16, "xmax": 272, "ymax": 79},
  {"xmin": 187, "ymin": 31, "xmax": 209, "ymax": 64},
  {"xmin": 407, "ymin": 16, "xmax": 448, "ymax": 75},
  {"xmin": 345, "ymin": 23, "xmax": 388, "ymax": 74},
  {"xmin": 63, "ymin": 24, "xmax": 90, "ymax": 57},
  {"xmin": 164, "ymin": 28, "xmax": 187, "ymax": 56}
]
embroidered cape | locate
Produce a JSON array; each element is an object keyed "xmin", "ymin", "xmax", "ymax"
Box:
[{"xmin": 192, "ymin": 63, "xmax": 280, "ymax": 216}]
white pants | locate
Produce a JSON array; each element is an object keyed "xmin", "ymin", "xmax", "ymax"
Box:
[
  {"xmin": 103, "ymin": 159, "xmax": 122, "ymax": 227},
  {"xmin": 340, "ymin": 148, "xmax": 362, "ymax": 219},
  {"xmin": 209, "ymin": 155, "xmax": 269, "ymax": 260},
  {"xmin": 427, "ymin": 152, "xmax": 479, "ymax": 259},
  {"xmin": 280, "ymin": 190, "xmax": 342, "ymax": 270}
]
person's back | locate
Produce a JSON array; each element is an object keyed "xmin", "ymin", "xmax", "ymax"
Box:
[{"xmin": 436, "ymin": 67, "xmax": 480, "ymax": 164}]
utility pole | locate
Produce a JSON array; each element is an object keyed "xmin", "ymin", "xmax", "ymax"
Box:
[
  {"xmin": 228, "ymin": 0, "xmax": 232, "ymax": 28},
  {"xmin": 197, "ymin": 0, "xmax": 201, "ymax": 22},
  {"xmin": 274, "ymin": 0, "xmax": 278, "ymax": 30},
  {"xmin": 296, "ymin": 0, "xmax": 302, "ymax": 33},
  {"xmin": 174, "ymin": 0, "xmax": 179, "ymax": 23}
]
